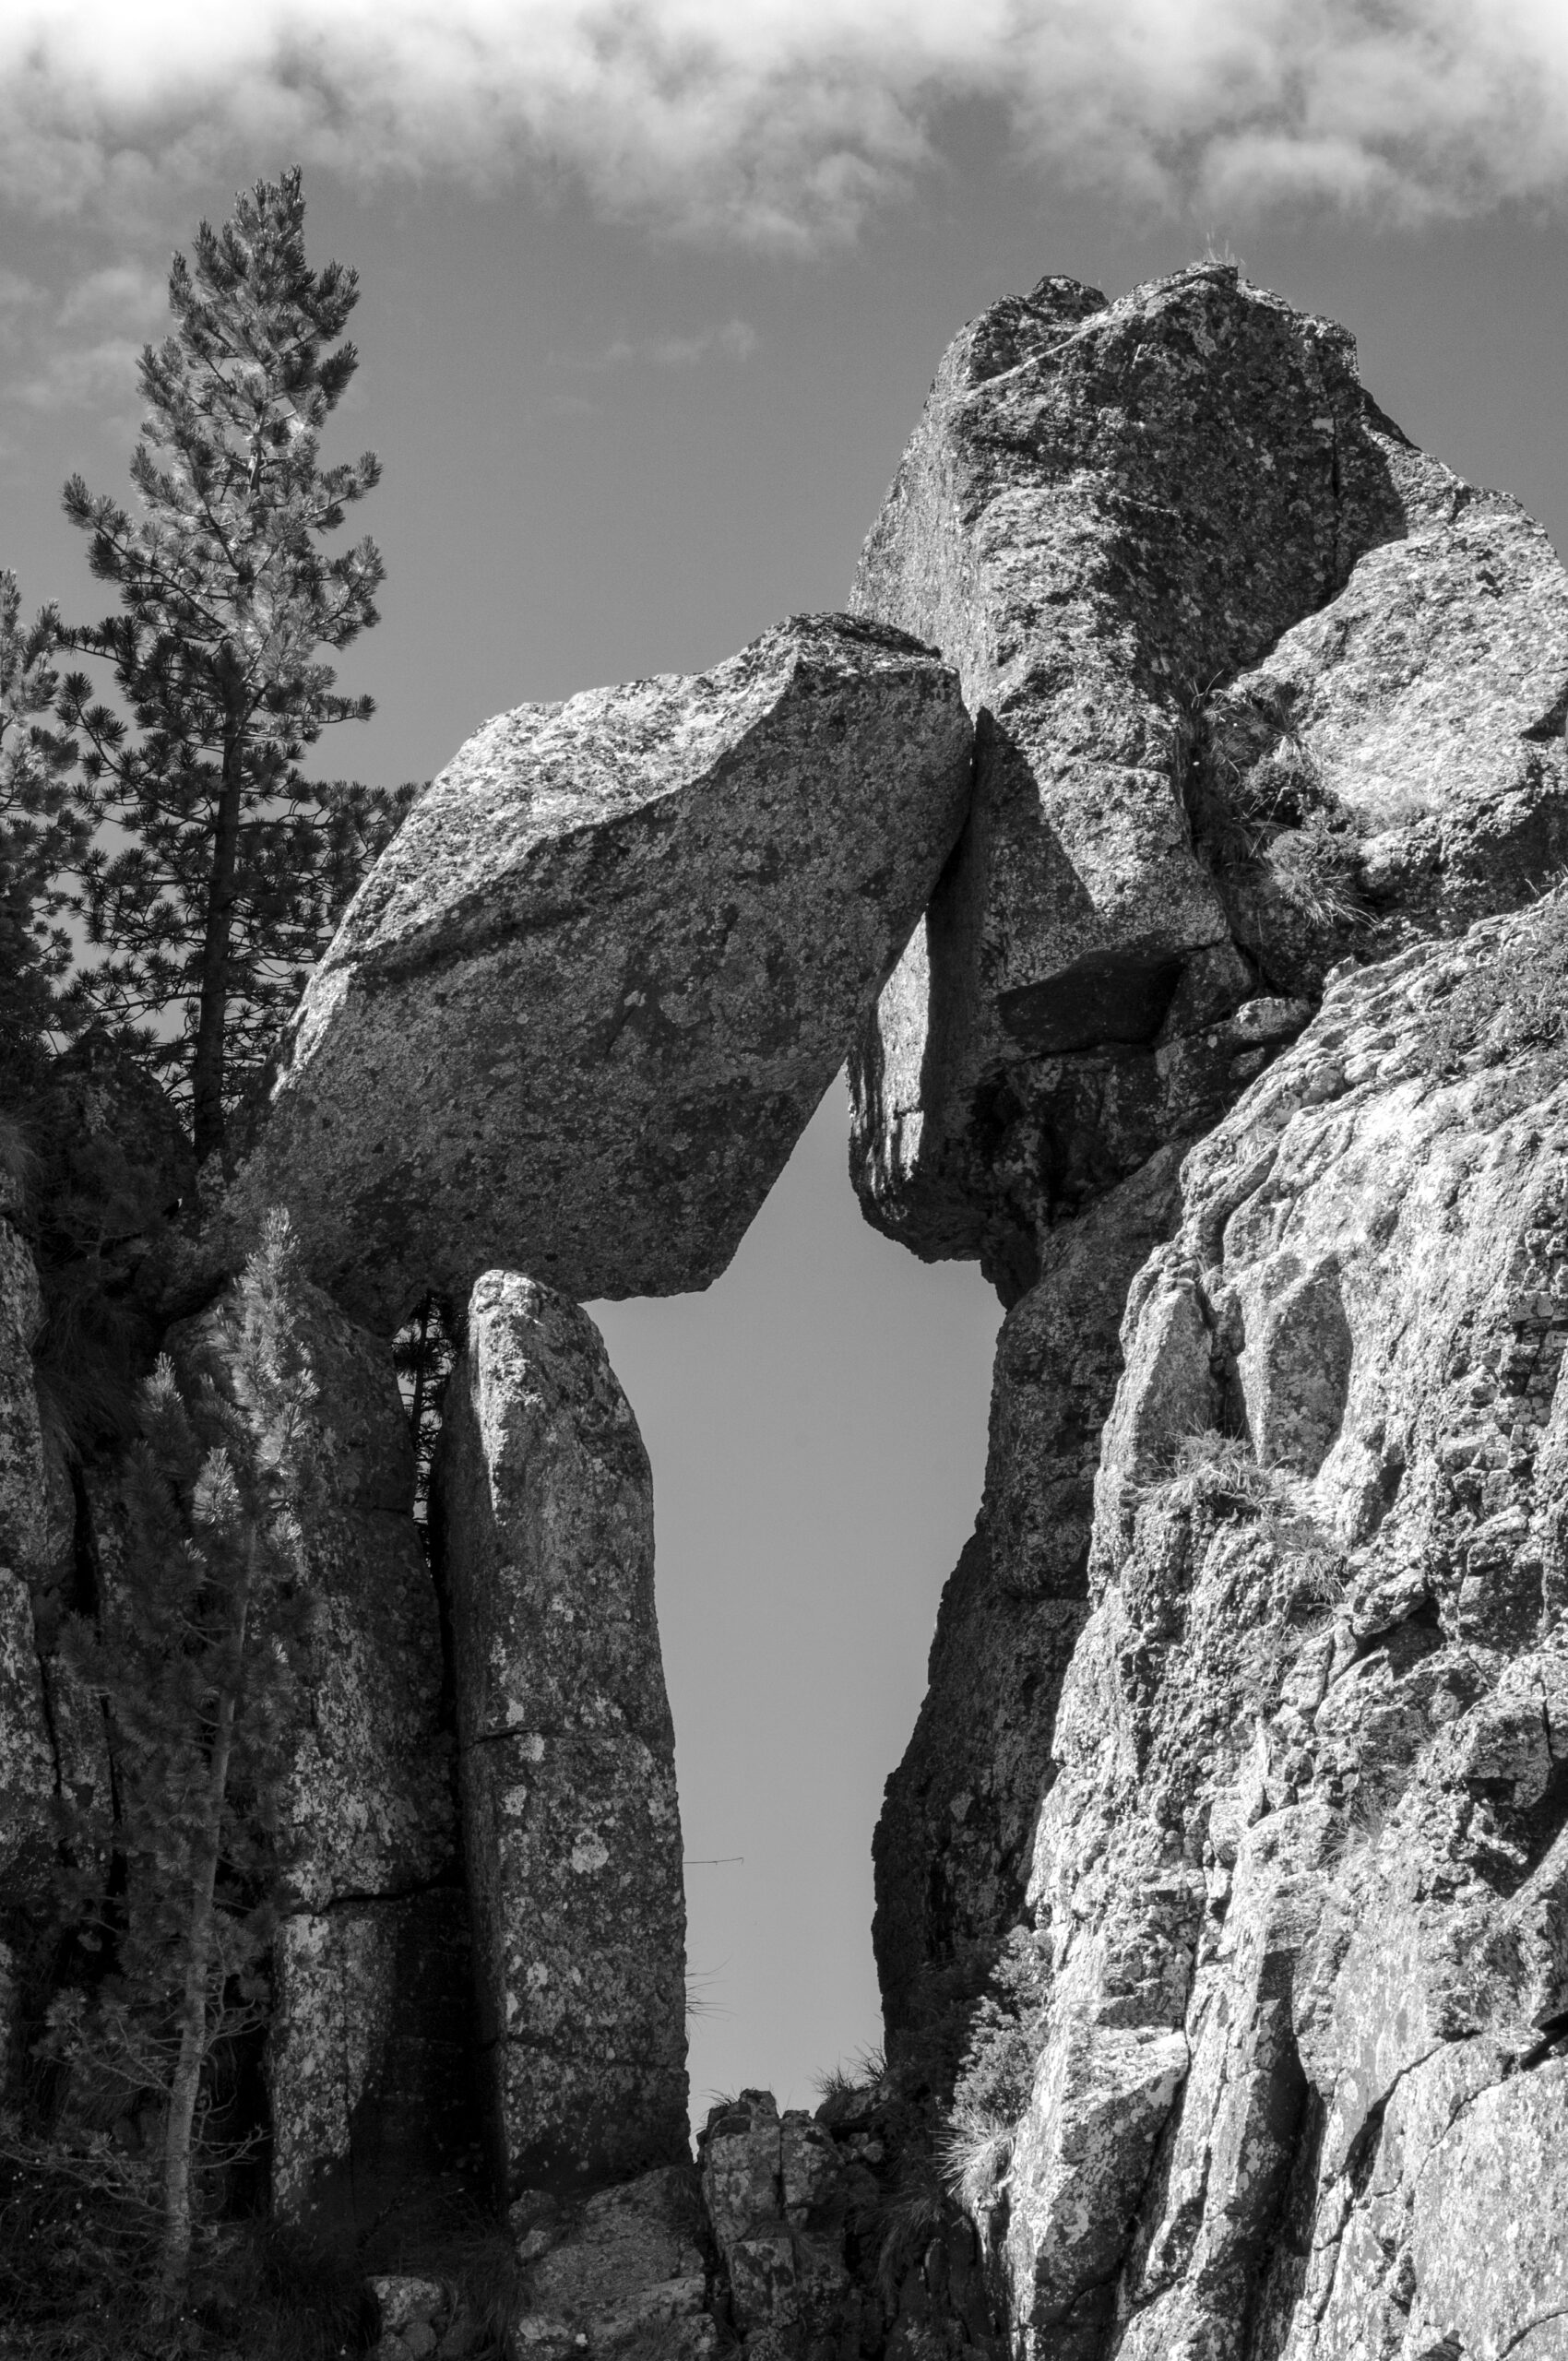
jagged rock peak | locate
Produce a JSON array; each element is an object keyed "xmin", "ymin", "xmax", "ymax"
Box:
[
  {"xmin": 234, "ymin": 612, "xmax": 973, "ymax": 1329},
  {"xmin": 849, "ymin": 261, "xmax": 1568, "ymax": 1299}
]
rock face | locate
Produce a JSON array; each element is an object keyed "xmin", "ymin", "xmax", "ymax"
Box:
[
  {"xmin": 987, "ymin": 898, "xmax": 1568, "ymax": 2357},
  {"xmin": 169, "ymin": 1266, "xmax": 469, "ymax": 2225},
  {"xmin": 0, "ymin": 1040, "xmax": 198, "ymax": 2099},
  {"xmin": 241, "ymin": 615, "xmax": 972, "ymax": 1330},
  {"xmin": 0, "ymin": 1202, "xmax": 60, "ymax": 2081},
  {"xmin": 866, "ymin": 262, "xmax": 1568, "ymax": 2112},
  {"xmin": 873, "ymin": 1147, "xmax": 1184, "ymax": 2034},
  {"xmin": 434, "ymin": 1273, "xmax": 688, "ymax": 2198},
  {"xmin": 848, "ymin": 263, "xmax": 1568, "ymax": 1299},
  {"xmin": 506, "ymin": 2165, "xmax": 716, "ymax": 2361},
  {"xmin": 696, "ymin": 2083, "xmax": 1000, "ymax": 2360},
  {"xmin": 700, "ymin": 2090, "xmax": 849, "ymax": 2350}
]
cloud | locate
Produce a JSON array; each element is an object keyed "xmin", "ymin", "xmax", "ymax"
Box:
[
  {"xmin": 2, "ymin": 1, "xmax": 1567, "ymax": 243},
  {"xmin": 557, "ymin": 319, "xmax": 760, "ymax": 370},
  {"xmin": 1, "ymin": 258, "xmax": 166, "ymax": 413}
]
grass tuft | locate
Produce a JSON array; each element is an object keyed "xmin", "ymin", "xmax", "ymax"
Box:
[
  {"xmin": 873, "ymin": 2180, "xmax": 945, "ymax": 2308},
  {"xmin": 1423, "ymin": 881, "xmax": 1568, "ymax": 1079},
  {"xmin": 939, "ymin": 2106, "xmax": 1014, "ymax": 2218},
  {"xmin": 1138, "ymin": 1429, "xmax": 1288, "ymax": 1518}
]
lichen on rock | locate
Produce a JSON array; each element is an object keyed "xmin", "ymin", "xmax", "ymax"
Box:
[
  {"xmin": 849, "ymin": 263, "xmax": 1568, "ymax": 1300},
  {"xmin": 238, "ymin": 613, "xmax": 973, "ymax": 1329},
  {"xmin": 980, "ymin": 900, "xmax": 1568, "ymax": 2356},
  {"xmin": 167, "ymin": 1260, "xmax": 466, "ymax": 2225},
  {"xmin": 434, "ymin": 1272, "xmax": 688, "ymax": 2199}
]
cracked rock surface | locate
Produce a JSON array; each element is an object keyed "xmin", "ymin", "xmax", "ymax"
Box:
[
  {"xmin": 0, "ymin": 1204, "xmax": 59, "ymax": 2070},
  {"xmin": 434, "ymin": 1272, "xmax": 689, "ymax": 2199},
  {"xmin": 239, "ymin": 614, "xmax": 972, "ymax": 1329},
  {"xmin": 988, "ymin": 900, "xmax": 1568, "ymax": 2358},
  {"xmin": 848, "ymin": 263, "xmax": 1568, "ymax": 1299},
  {"xmin": 167, "ymin": 1270, "xmax": 469, "ymax": 2228}
]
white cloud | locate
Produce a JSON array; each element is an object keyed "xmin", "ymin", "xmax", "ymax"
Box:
[
  {"xmin": 1, "ymin": 258, "xmax": 166, "ymax": 413},
  {"xmin": 1, "ymin": 0, "xmax": 1567, "ymax": 241},
  {"xmin": 558, "ymin": 320, "xmax": 760, "ymax": 369}
]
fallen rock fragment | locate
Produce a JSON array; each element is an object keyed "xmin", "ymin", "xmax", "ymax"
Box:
[
  {"xmin": 505, "ymin": 2166, "xmax": 715, "ymax": 2361},
  {"xmin": 434, "ymin": 1273, "xmax": 688, "ymax": 2197},
  {"xmin": 239, "ymin": 614, "xmax": 971, "ymax": 1327},
  {"xmin": 698, "ymin": 2089, "xmax": 849, "ymax": 2352}
]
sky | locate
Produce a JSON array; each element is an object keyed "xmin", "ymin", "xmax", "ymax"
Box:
[{"xmin": 3, "ymin": 0, "xmax": 1568, "ymax": 2121}]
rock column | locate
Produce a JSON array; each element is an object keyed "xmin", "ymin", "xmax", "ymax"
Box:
[
  {"xmin": 168, "ymin": 1268, "xmax": 469, "ymax": 2228},
  {"xmin": 434, "ymin": 1273, "xmax": 688, "ymax": 2197},
  {"xmin": 0, "ymin": 1205, "xmax": 61, "ymax": 2081}
]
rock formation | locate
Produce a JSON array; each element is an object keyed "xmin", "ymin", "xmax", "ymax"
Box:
[
  {"xmin": 991, "ymin": 897, "xmax": 1568, "ymax": 2357},
  {"xmin": 9, "ymin": 261, "xmax": 1568, "ymax": 2361},
  {"xmin": 505, "ymin": 2165, "xmax": 716, "ymax": 2360},
  {"xmin": 694, "ymin": 2082, "xmax": 1000, "ymax": 2361},
  {"xmin": 0, "ymin": 1191, "xmax": 63, "ymax": 2072},
  {"xmin": 239, "ymin": 614, "xmax": 972, "ymax": 1330},
  {"xmin": 166, "ymin": 1265, "xmax": 469, "ymax": 2226},
  {"xmin": 873, "ymin": 1147, "xmax": 1186, "ymax": 2034},
  {"xmin": 848, "ymin": 262, "xmax": 1568, "ymax": 1299},
  {"xmin": 433, "ymin": 1273, "xmax": 689, "ymax": 2200},
  {"xmin": 864, "ymin": 265, "xmax": 1568, "ymax": 2089}
]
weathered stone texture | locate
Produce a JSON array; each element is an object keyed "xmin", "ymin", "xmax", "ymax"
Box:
[
  {"xmin": 690, "ymin": 2082, "xmax": 1001, "ymax": 2360},
  {"xmin": 873, "ymin": 1147, "xmax": 1184, "ymax": 2032},
  {"xmin": 1196, "ymin": 490, "xmax": 1568, "ymax": 1003},
  {"xmin": 170, "ymin": 1265, "xmax": 462, "ymax": 2223},
  {"xmin": 0, "ymin": 1212, "xmax": 54, "ymax": 2076},
  {"xmin": 506, "ymin": 2166, "xmax": 716, "ymax": 2361},
  {"xmin": 269, "ymin": 1892, "xmax": 478, "ymax": 2229},
  {"xmin": 240, "ymin": 614, "xmax": 972, "ymax": 1329},
  {"xmin": 699, "ymin": 2090, "xmax": 849, "ymax": 2349},
  {"xmin": 848, "ymin": 264, "xmax": 1568, "ymax": 1298},
  {"xmin": 980, "ymin": 902, "xmax": 1568, "ymax": 2357},
  {"xmin": 434, "ymin": 1273, "xmax": 687, "ymax": 2198}
]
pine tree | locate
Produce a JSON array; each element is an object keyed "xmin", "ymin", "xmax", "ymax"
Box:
[
  {"xmin": 48, "ymin": 1209, "xmax": 319, "ymax": 2312},
  {"xmin": 392, "ymin": 1289, "xmax": 463, "ymax": 1531},
  {"xmin": 0, "ymin": 571, "xmax": 92, "ymax": 1093},
  {"xmin": 56, "ymin": 168, "xmax": 412, "ymax": 1170}
]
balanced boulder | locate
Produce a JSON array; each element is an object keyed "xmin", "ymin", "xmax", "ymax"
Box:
[{"xmin": 240, "ymin": 615, "xmax": 971, "ymax": 1329}]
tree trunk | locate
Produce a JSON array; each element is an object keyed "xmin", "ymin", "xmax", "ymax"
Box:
[
  {"xmin": 190, "ymin": 686, "xmax": 246, "ymax": 1169},
  {"xmin": 156, "ymin": 1554, "xmax": 250, "ymax": 2315}
]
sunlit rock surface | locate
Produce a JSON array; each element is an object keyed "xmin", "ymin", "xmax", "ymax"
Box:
[
  {"xmin": 995, "ymin": 901, "xmax": 1568, "ymax": 2356},
  {"xmin": 848, "ymin": 263, "xmax": 1568, "ymax": 1298},
  {"xmin": 872, "ymin": 1146, "xmax": 1184, "ymax": 2035},
  {"xmin": 434, "ymin": 1272, "xmax": 688, "ymax": 2198},
  {"xmin": 241, "ymin": 614, "xmax": 972, "ymax": 1328}
]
